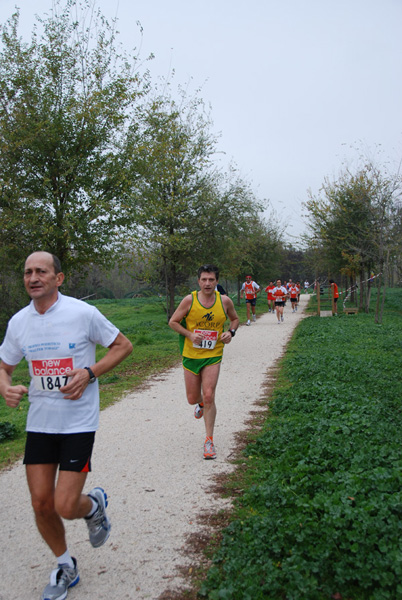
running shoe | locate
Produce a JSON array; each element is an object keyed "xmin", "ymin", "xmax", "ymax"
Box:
[
  {"xmin": 85, "ymin": 487, "xmax": 111, "ymax": 548},
  {"xmin": 194, "ymin": 403, "xmax": 204, "ymax": 419},
  {"xmin": 246, "ymin": 320, "xmax": 251, "ymax": 326},
  {"xmin": 252, "ymin": 314, "xmax": 256, "ymax": 322},
  {"xmin": 281, "ymin": 316, "xmax": 284, "ymax": 322},
  {"xmin": 204, "ymin": 439, "xmax": 216, "ymax": 460},
  {"xmin": 42, "ymin": 558, "xmax": 79, "ymax": 600}
]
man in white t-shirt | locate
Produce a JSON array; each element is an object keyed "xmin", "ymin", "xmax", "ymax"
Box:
[{"xmin": 0, "ymin": 251, "xmax": 133, "ymax": 600}]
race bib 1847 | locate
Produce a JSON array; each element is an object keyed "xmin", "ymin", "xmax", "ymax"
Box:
[
  {"xmin": 31, "ymin": 357, "xmax": 74, "ymax": 392},
  {"xmin": 193, "ymin": 329, "xmax": 218, "ymax": 350}
]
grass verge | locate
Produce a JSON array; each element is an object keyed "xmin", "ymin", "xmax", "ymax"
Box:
[{"xmin": 0, "ymin": 293, "xmax": 267, "ymax": 469}]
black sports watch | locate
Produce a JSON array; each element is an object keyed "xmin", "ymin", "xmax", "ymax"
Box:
[
  {"xmin": 229, "ymin": 329, "xmax": 236, "ymax": 338},
  {"xmin": 84, "ymin": 366, "xmax": 96, "ymax": 383}
]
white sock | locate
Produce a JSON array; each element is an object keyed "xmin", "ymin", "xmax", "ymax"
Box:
[{"xmin": 57, "ymin": 549, "xmax": 74, "ymax": 568}]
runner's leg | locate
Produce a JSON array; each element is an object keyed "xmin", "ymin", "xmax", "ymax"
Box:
[
  {"xmin": 55, "ymin": 470, "xmax": 92, "ymax": 520},
  {"xmin": 26, "ymin": 464, "xmax": 67, "ymax": 557},
  {"xmin": 26, "ymin": 465, "xmax": 91, "ymax": 557},
  {"xmin": 200, "ymin": 362, "xmax": 221, "ymax": 439},
  {"xmin": 183, "ymin": 368, "xmax": 202, "ymax": 406}
]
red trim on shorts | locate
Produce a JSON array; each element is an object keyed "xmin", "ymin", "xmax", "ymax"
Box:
[{"xmin": 81, "ymin": 458, "xmax": 90, "ymax": 473}]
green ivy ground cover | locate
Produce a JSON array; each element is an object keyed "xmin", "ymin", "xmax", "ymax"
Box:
[{"xmin": 200, "ymin": 304, "xmax": 402, "ymax": 600}]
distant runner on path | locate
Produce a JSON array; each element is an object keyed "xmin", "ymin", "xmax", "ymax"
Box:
[
  {"xmin": 169, "ymin": 264, "xmax": 239, "ymax": 460},
  {"xmin": 0, "ymin": 251, "xmax": 133, "ymax": 600},
  {"xmin": 264, "ymin": 281, "xmax": 275, "ymax": 313},
  {"xmin": 289, "ymin": 281, "xmax": 300, "ymax": 312},
  {"xmin": 330, "ymin": 279, "xmax": 339, "ymax": 314},
  {"xmin": 240, "ymin": 274, "xmax": 261, "ymax": 325},
  {"xmin": 272, "ymin": 279, "xmax": 288, "ymax": 324}
]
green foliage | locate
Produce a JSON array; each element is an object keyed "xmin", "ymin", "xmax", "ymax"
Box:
[
  {"xmin": 200, "ymin": 303, "xmax": 402, "ymax": 599},
  {"xmin": 0, "ymin": 421, "xmax": 17, "ymax": 442},
  {"xmin": 125, "ymin": 91, "xmax": 272, "ymax": 319},
  {"xmin": 0, "ymin": 1, "xmax": 145, "ymax": 275},
  {"xmin": 304, "ymin": 162, "xmax": 402, "ymax": 287}
]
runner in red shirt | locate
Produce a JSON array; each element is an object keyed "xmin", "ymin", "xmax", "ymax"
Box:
[
  {"xmin": 240, "ymin": 275, "xmax": 261, "ymax": 325},
  {"xmin": 330, "ymin": 279, "xmax": 339, "ymax": 314},
  {"xmin": 264, "ymin": 281, "xmax": 275, "ymax": 313},
  {"xmin": 289, "ymin": 282, "xmax": 299, "ymax": 312},
  {"xmin": 296, "ymin": 281, "xmax": 301, "ymax": 305}
]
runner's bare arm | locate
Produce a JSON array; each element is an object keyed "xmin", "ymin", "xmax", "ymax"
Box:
[
  {"xmin": 168, "ymin": 295, "xmax": 203, "ymax": 345},
  {"xmin": 0, "ymin": 361, "xmax": 29, "ymax": 408},
  {"xmin": 221, "ymin": 297, "xmax": 240, "ymax": 344},
  {"xmin": 61, "ymin": 332, "xmax": 133, "ymax": 401}
]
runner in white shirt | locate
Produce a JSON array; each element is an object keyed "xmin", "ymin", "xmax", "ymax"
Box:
[{"xmin": 0, "ymin": 251, "xmax": 133, "ymax": 600}]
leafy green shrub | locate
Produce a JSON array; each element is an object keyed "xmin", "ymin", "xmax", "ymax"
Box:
[
  {"xmin": 200, "ymin": 310, "xmax": 402, "ymax": 599},
  {"xmin": 0, "ymin": 421, "xmax": 17, "ymax": 443}
]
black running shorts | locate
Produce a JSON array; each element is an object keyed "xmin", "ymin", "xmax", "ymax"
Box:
[
  {"xmin": 24, "ymin": 431, "xmax": 96, "ymax": 472},
  {"xmin": 245, "ymin": 298, "xmax": 257, "ymax": 306}
]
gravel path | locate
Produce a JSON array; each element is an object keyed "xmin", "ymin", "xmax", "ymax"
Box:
[{"xmin": 0, "ymin": 297, "xmax": 308, "ymax": 600}]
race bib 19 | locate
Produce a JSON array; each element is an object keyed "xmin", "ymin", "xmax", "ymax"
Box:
[
  {"xmin": 193, "ymin": 329, "xmax": 218, "ymax": 350},
  {"xmin": 31, "ymin": 357, "xmax": 74, "ymax": 392}
]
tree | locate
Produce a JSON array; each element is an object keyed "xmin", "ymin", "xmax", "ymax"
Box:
[
  {"xmin": 304, "ymin": 162, "xmax": 402, "ymax": 318},
  {"xmin": 126, "ymin": 92, "xmax": 266, "ymax": 319},
  {"xmin": 0, "ymin": 0, "xmax": 146, "ymax": 279},
  {"xmin": 125, "ymin": 92, "xmax": 215, "ymax": 318},
  {"xmin": 192, "ymin": 169, "xmax": 279, "ymax": 289}
]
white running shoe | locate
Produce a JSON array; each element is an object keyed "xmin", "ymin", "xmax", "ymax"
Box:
[
  {"xmin": 85, "ymin": 487, "xmax": 111, "ymax": 548},
  {"xmin": 42, "ymin": 558, "xmax": 79, "ymax": 600},
  {"xmin": 204, "ymin": 439, "xmax": 217, "ymax": 459},
  {"xmin": 252, "ymin": 314, "xmax": 256, "ymax": 322},
  {"xmin": 246, "ymin": 320, "xmax": 251, "ymax": 326}
]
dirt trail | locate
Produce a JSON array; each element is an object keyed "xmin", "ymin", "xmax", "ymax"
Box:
[{"xmin": 0, "ymin": 296, "xmax": 308, "ymax": 600}]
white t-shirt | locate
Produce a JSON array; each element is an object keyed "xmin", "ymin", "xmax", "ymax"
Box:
[{"xmin": 0, "ymin": 293, "xmax": 119, "ymax": 434}]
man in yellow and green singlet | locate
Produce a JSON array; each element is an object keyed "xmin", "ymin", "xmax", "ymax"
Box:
[{"xmin": 169, "ymin": 265, "xmax": 239, "ymax": 460}]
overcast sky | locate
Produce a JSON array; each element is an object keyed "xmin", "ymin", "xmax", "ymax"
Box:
[{"xmin": 1, "ymin": 0, "xmax": 402, "ymax": 243}]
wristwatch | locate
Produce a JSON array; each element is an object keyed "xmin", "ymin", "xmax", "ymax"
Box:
[
  {"xmin": 229, "ymin": 329, "xmax": 236, "ymax": 338},
  {"xmin": 84, "ymin": 366, "xmax": 96, "ymax": 383}
]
